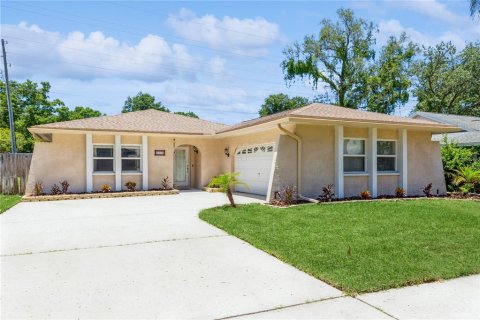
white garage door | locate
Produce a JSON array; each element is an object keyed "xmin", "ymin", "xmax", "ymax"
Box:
[{"xmin": 235, "ymin": 143, "xmax": 275, "ymax": 195}]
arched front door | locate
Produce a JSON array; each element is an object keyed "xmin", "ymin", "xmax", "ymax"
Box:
[{"xmin": 174, "ymin": 147, "xmax": 190, "ymax": 188}]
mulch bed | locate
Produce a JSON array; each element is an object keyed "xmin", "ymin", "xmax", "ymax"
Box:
[
  {"xmin": 269, "ymin": 192, "xmax": 479, "ymax": 207},
  {"xmin": 22, "ymin": 189, "xmax": 179, "ymax": 202}
]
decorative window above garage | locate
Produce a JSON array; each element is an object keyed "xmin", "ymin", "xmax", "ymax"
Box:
[{"xmin": 236, "ymin": 144, "xmax": 275, "ymax": 156}]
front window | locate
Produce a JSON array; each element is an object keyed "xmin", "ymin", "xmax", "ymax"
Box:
[
  {"xmin": 343, "ymin": 139, "xmax": 366, "ymax": 172},
  {"xmin": 121, "ymin": 146, "xmax": 141, "ymax": 172},
  {"xmin": 377, "ymin": 141, "xmax": 396, "ymax": 171},
  {"xmin": 93, "ymin": 145, "xmax": 114, "ymax": 172}
]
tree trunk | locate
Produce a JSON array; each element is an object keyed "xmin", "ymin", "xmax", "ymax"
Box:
[{"xmin": 226, "ymin": 188, "xmax": 236, "ymax": 208}]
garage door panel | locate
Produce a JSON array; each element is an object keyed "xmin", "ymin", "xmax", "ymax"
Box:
[{"xmin": 235, "ymin": 143, "xmax": 275, "ymax": 196}]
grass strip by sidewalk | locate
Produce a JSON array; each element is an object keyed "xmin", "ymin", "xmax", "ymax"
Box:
[
  {"xmin": 200, "ymin": 200, "xmax": 480, "ymax": 294},
  {"xmin": 0, "ymin": 195, "xmax": 22, "ymax": 214}
]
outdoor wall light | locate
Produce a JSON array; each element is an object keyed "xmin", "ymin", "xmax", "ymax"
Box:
[{"xmin": 224, "ymin": 147, "xmax": 230, "ymax": 157}]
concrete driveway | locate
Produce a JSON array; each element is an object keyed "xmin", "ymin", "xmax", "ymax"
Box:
[
  {"xmin": 0, "ymin": 191, "xmax": 375, "ymax": 319},
  {"xmin": 1, "ymin": 191, "xmax": 479, "ymax": 319}
]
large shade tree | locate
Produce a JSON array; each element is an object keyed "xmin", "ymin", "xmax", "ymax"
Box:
[
  {"xmin": 0, "ymin": 80, "xmax": 103, "ymax": 152},
  {"xmin": 282, "ymin": 8, "xmax": 376, "ymax": 109},
  {"xmin": 259, "ymin": 93, "xmax": 310, "ymax": 117},
  {"xmin": 281, "ymin": 8, "xmax": 417, "ymax": 114},
  {"xmin": 122, "ymin": 92, "xmax": 169, "ymax": 113},
  {"xmin": 365, "ymin": 34, "xmax": 417, "ymax": 114},
  {"xmin": 412, "ymin": 42, "xmax": 480, "ymax": 116}
]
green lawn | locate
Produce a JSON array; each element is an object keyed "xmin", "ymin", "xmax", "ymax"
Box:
[
  {"xmin": 0, "ymin": 195, "xmax": 22, "ymax": 214},
  {"xmin": 200, "ymin": 200, "xmax": 480, "ymax": 294}
]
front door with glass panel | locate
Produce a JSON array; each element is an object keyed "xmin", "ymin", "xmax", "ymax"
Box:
[{"xmin": 174, "ymin": 147, "xmax": 189, "ymax": 188}]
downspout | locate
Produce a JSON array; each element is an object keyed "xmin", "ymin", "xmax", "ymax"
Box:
[{"xmin": 277, "ymin": 124, "xmax": 317, "ymax": 202}]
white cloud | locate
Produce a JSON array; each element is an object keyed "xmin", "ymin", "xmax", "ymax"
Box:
[
  {"xmin": 208, "ymin": 56, "xmax": 225, "ymax": 75},
  {"xmin": 378, "ymin": 19, "xmax": 475, "ymax": 49},
  {"xmin": 3, "ymin": 22, "xmax": 199, "ymax": 82},
  {"xmin": 166, "ymin": 8, "xmax": 282, "ymax": 56},
  {"xmin": 27, "ymin": 76, "xmax": 266, "ymax": 123},
  {"xmin": 394, "ymin": 0, "xmax": 462, "ymax": 24}
]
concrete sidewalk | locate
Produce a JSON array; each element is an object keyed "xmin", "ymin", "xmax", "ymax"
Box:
[
  {"xmin": 1, "ymin": 191, "xmax": 479, "ymax": 319},
  {"xmin": 238, "ymin": 275, "xmax": 480, "ymax": 319}
]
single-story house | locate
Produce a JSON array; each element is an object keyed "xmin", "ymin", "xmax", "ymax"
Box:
[
  {"xmin": 412, "ymin": 111, "xmax": 480, "ymax": 146},
  {"xmin": 27, "ymin": 103, "xmax": 459, "ymax": 200}
]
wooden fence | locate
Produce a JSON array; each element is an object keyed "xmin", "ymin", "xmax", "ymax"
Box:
[{"xmin": 0, "ymin": 153, "xmax": 32, "ymax": 195}]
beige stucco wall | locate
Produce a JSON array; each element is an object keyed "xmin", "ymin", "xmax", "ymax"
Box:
[
  {"xmin": 269, "ymin": 134, "xmax": 298, "ymax": 200},
  {"xmin": 121, "ymin": 174, "xmax": 142, "ymax": 191},
  {"xmin": 344, "ymin": 176, "xmax": 369, "ymax": 197},
  {"xmin": 122, "ymin": 135, "xmax": 142, "ymax": 145},
  {"xmin": 378, "ymin": 129, "xmax": 398, "ymax": 140},
  {"xmin": 378, "ymin": 175, "xmax": 399, "ymax": 196},
  {"xmin": 93, "ymin": 134, "xmax": 114, "ymax": 144},
  {"xmin": 344, "ymin": 127, "xmax": 368, "ymax": 138},
  {"xmin": 26, "ymin": 133, "xmax": 86, "ymax": 195},
  {"xmin": 26, "ymin": 124, "xmax": 447, "ymax": 198},
  {"xmin": 93, "ymin": 175, "xmax": 115, "ymax": 192},
  {"xmin": 407, "ymin": 131, "xmax": 447, "ymax": 196},
  {"xmin": 147, "ymin": 136, "xmax": 174, "ymax": 189},
  {"xmin": 296, "ymin": 124, "xmax": 335, "ymax": 198}
]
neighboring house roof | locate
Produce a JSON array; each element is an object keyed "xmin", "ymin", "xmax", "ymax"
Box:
[
  {"xmin": 217, "ymin": 103, "xmax": 457, "ymax": 133},
  {"xmin": 412, "ymin": 111, "xmax": 480, "ymax": 146},
  {"xmin": 31, "ymin": 109, "xmax": 228, "ymax": 135},
  {"xmin": 30, "ymin": 103, "xmax": 459, "ymax": 136}
]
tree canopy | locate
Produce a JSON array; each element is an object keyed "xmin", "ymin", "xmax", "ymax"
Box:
[
  {"xmin": 471, "ymin": 0, "xmax": 480, "ymax": 17},
  {"xmin": 174, "ymin": 111, "xmax": 199, "ymax": 118},
  {"xmin": 412, "ymin": 42, "xmax": 480, "ymax": 116},
  {"xmin": 259, "ymin": 93, "xmax": 310, "ymax": 117},
  {"xmin": 281, "ymin": 8, "xmax": 478, "ymax": 116},
  {"xmin": 365, "ymin": 34, "xmax": 417, "ymax": 114},
  {"xmin": 282, "ymin": 8, "xmax": 377, "ymax": 109},
  {"xmin": 122, "ymin": 92, "xmax": 170, "ymax": 113},
  {"xmin": 0, "ymin": 80, "xmax": 104, "ymax": 152}
]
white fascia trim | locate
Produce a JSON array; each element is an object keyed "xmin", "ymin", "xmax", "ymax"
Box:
[
  {"xmin": 399, "ymin": 129, "xmax": 408, "ymax": 193},
  {"xmin": 335, "ymin": 125, "xmax": 344, "ymax": 198},
  {"xmin": 142, "ymin": 135, "xmax": 149, "ymax": 190},
  {"xmin": 86, "ymin": 133, "xmax": 93, "ymax": 193},
  {"xmin": 115, "ymin": 135, "xmax": 122, "ymax": 191},
  {"xmin": 368, "ymin": 127, "xmax": 378, "ymax": 198}
]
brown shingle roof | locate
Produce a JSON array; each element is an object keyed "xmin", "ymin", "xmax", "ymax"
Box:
[
  {"xmin": 217, "ymin": 103, "xmax": 456, "ymax": 133},
  {"xmin": 31, "ymin": 103, "xmax": 459, "ymax": 135},
  {"xmin": 32, "ymin": 109, "xmax": 228, "ymax": 135}
]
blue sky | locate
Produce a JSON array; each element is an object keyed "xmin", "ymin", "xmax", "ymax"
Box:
[{"xmin": 1, "ymin": 0, "xmax": 478, "ymax": 124}]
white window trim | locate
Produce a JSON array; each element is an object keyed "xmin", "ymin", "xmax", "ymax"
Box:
[
  {"xmin": 93, "ymin": 143, "xmax": 115, "ymax": 174},
  {"xmin": 343, "ymin": 137, "xmax": 367, "ymax": 173},
  {"xmin": 377, "ymin": 139, "xmax": 398, "ymax": 173},
  {"xmin": 121, "ymin": 144, "xmax": 142, "ymax": 173}
]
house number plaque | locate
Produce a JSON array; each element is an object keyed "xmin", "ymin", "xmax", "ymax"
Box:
[{"xmin": 154, "ymin": 150, "xmax": 166, "ymax": 156}]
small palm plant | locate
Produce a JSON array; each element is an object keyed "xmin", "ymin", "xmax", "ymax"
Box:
[
  {"xmin": 452, "ymin": 167, "xmax": 480, "ymax": 194},
  {"xmin": 209, "ymin": 172, "xmax": 248, "ymax": 208}
]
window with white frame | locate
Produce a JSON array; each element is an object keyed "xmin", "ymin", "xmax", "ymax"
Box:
[
  {"xmin": 343, "ymin": 139, "xmax": 366, "ymax": 172},
  {"xmin": 93, "ymin": 145, "xmax": 114, "ymax": 172},
  {"xmin": 121, "ymin": 146, "xmax": 141, "ymax": 172},
  {"xmin": 377, "ymin": 140, "xmax": 396, "ymax": 172}
]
